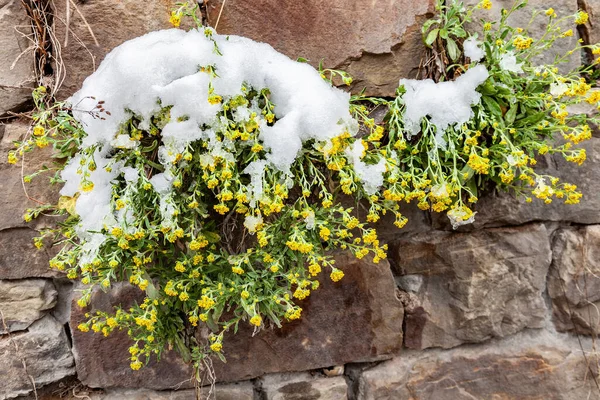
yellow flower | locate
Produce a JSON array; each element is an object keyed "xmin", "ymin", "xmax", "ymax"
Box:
[
  {"xmin": 562, "ymin": 29, "xmax": 573, "ymax": 37},
  {"xmin": 80, "ymin": 181, "xmax": 94, "ymax": 193},
  {"xmin": 319, "ymin": 226, "xmax": 331, "ymax": 241},
  {"xmin": 33, "ymin": 125, "xmax": 45, "ymax": 136},
  {"xmin": 467, "ymin": 153, "xmax": 490, "ymax": 174},
  {"xmin": 513, "ymin": 35, "xmax": 533, "ymax": 50},
  {"xmin": 308, "ymin": 262, "xmax": 321, "ymax": 276},
  {"xmin": 545, "ymin": 8, "xmax": 556, "ymax": 18},
  {"xmin": 214, "ymin": 203, "xmax": 230, "ymax": 214},
  {"xmin": 232, "ymin": 266, "xmax": 245, "ymax": 275},
  {"xmin": 130, "ymin": 360, "xmax": 143, "ymax": 370},
  {"xmin": 7, "ymin": 152, "xmax": 17, "ymax": 164},
  {"xmin": 480, "ymin": 0, "xmax": 492, "ymax": 10},
  {"xmin": 210, "ymin": 342, "xmax": 223, "ymax": 352},
  {"xmin": 330, "ymin": 268, "xmax": 344, "ymax": 282},
  {"xmin": 575, "ymin": 11, "xmax": 589, "ymax": 25},
  {"xmin": 251, "ymin": 143, "xmax": 263, "ymax": 153},
  {"xmin": 169, "ymin": 11, "xmax": 181, "ymax": 27},
  {"xmin": 208, "ymin": 95, "xmax": 222, "ymax": 105},
  {"xmin": 483, "ymin": 22, "xmax": 492, "ymax": 31},
  {"xmin": 250, "ymin": 315, "xmax": 262, "ymax": 327}
]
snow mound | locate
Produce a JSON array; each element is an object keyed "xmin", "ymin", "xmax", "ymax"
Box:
[{"xmin": 399, "ymin": 65, "xmax": 489, "ymax": 148}]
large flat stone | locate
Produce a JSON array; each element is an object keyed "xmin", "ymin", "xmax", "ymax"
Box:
[
  {"xmin": 54, "ymin": 0, "xmax": 176, "ymax": 98},
  {"xmin": 0, "ymin": 279, "xmax": 57, "ymax": 333},
  {"xmin": 206, "ymin": 0, "xmax": 435, "ymax": 96},
  {"xmin": 0, "ymin": 315, "xmax": 75, "ymax": 400},
  {"xmin": 0, "ymin": 122, "xmax": 60, "ymax": 232},
  {"xmin": 549, "ymin": 225, "xmax": 600, "ymax": 335},
  {"xmin": 358, "ymin": 329, "xmax": 597, "ymax": 400},
  {"xmin": 211, "ymin": 254, "xmax": 403, "ymax": 381},
  {"xmin": 0, "ymin": 228, "xmax": 56, "ymax": 279},
  {"xmin": 0, "ymin": 0, "xmax": 35, "ymax": 115},
  {"xmin": 392, "ymin": 223, "xmax": 551, "ymax": 349},
  {"xmin": 91, "ymin": 382, "xmax": 254, "ymax": 400},
  {"xmin": 70, "ymin": 283, "xmax": 195, "ymax": 390},
  {"xmin": 71, "ymin": 254, "xmax": 403, "ymax": 388},
  {"xmin": 261, "ymin": 372, "xmax": 347, "ymax": 400},
  {"xmin": 0, "ymin": 122, "xmax": 61, "ymax": 280}
]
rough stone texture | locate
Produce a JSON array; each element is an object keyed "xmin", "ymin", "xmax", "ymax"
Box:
[
  {"xmin": 393, "ymin": 223, "xmax": 551, "ymax": 350},
  {"xmin": 549, "ymin": 225, "xmax": 600, "ymax": 335},
  {"xmin": 54, "ymin": 0, "xmax": 176, "ymax": 98},
  {"xmin": 206, "ymin": 0, "xmax": 436, "ymax": 96},
  {"xmin": 434, "ymin": 135, "xmax": 600, "ymax": 230},
  {"xmin": 70, "ymin": 283, "xmax": 195, "ymax": 390},
  {"xmin": 0, "ymin": 227, "xmax": 56, "ymax": 279},
  {"xmin": 0, "ymin": 279, "xmax": 57, "ymax": 333},
  {"xmin": 583, "ymin": 0, "xmax": 600, "ymax": 60},
  {"xmin": 0, "ymin": 122, "xmax": 60, "ymax": 230},
  {"xmin": 71, "ymin": 254, "xmax": 403, "ymax": 388},
  {"xmin": 0, "ymin": 315, "xmax": 75, "ymax": 400},
  {"xmin": 0, "ymin": 0, "xmax": 35, "ymax": 116},
  {"xmin": 465, "ymin": 0, "xmax": 580, "ymax": 71},
  {"xmin": 358, "ymin": 330, "xmax": 598, "ymax": 400},
  {"xmin": 375, "ymin": 202, "xmax": 431, "ymax": 242},
  {"xmin": 261, "ymin": 373, "xmax": 347, "ymax": 400},
  {"xmin": 0, "ymin": 122, "xmax": 61, "ymax": 279},
  {"xmin": 91, "ymin": 382, "xmax": 254, "ymax": 400},
  {"xmin": 211, "ymin": 254, "xmax": 403, "ymax": 382}
]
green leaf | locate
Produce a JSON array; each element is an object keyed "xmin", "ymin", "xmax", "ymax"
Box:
[
  {"xmin": 425, "ymin": 29, "xmax": 439, "ymax": 47},
  {"xmin": 478, "ymin": 80, "xmax": 497, "ymax": 95},
  {"xmin": 446, "ymin": 38, "xmax": 460, "ymax": 61},
  {"xmin": 440, "ymin": 28, "xmax": 449, "ymax": 39},
  {"xmin": 421, "ymin": 19, "xmax": 438, "ymax": 35},
  {"xmin": 515, "ymin": 111, "xmax": 546, "ymax": 128},
  {"xmin": 296, "ymin": 57, "xmax": 309, "ymax": 63},
  {"xmin": 482, "ymin": 95, "xmax": 503, "ymax": 119},
  {"xmin": 505, "ymin": 104, "xmax": 518, "ymax": 124},
  {"xmin": 453, "ymin": 26, "xmax": 467, "ymax": 38},
  {"xmin": 204, "ymin": 231, "xmax": 221, "ymax": 243}
]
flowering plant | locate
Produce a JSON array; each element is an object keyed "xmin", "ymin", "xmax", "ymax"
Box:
[
  {"xmin": 382, "ymin": 0, "xmax": 598, "ymax": 228},
  {"xmin": 9, "ymin": 0, "xmax": 597, "ymax": 381}
]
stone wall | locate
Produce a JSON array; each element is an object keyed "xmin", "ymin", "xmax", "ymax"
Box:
[{"xmin": 1, "ymin": 0, "xmax": 600, "ymax": 399}]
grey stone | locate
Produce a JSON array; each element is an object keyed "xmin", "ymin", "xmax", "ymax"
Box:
[
  {"xmin": 548, "ymin": 225, "xmax": 600, "ymax": 335},
  {"xmin": 392, "ymin": 223, "xmax": 551, "ymax": 349},
  {"xmin": 0, "ymin": 122, "xmax": 62, "ymax": 280},
  {"xmin": 0, "ymin": 315, "xmax": 75, "ymax": 400},
  {"xmin": 92, "ymin": 382, "xmax": 254, "ymax": 400},
  {"xmin": 0, "ymin": 0, "xmax": 35, "ymax": 115},
  {"xmin": 358, "ymin": 329, "xmax": 598, "ymax": 400},
  {"xmin": 0, "ymin": 122, "xmax": 61, "ymax": 231},
  {"xmin": 0, "ymin": 279, "xmax": 57, "ymax": 333},
  {"xmin": 261, "ymin": 372, "xmax": 347, "ymax": 400},
  {"xmin": 206, "ymin": 0, "xmax": 436, "ymax": 96}
]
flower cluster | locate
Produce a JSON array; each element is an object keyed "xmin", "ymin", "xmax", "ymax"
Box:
[
  {"xmin": 381, "ymin": 0, "xmax": 598, "ymax": 228},
  {"xmin": 13, "ymin": 0, "xmax": 597, "ymax": 377}
]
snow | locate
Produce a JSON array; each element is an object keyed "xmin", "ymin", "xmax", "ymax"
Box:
[
  {"xmin": 463, "ymin": 37, "xmax": 484, "ymax": 62},
  {"xmin": 346, "ymin": 141, "xmax": 387, "ymax": 195},
  {"xmin": 499, "ymin": 51, "xmax": 523, "ymax": 73},
  {"xmin": 61, "ymin": 28, "xmax": 361, "ymax": 266},
  {"xmin": 399, "ymin": 65, "xmax": 489, "ymax": 148},
  {"xmin": 69, "ymin": 28, "xmax": 357, "ymax": 171}
]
